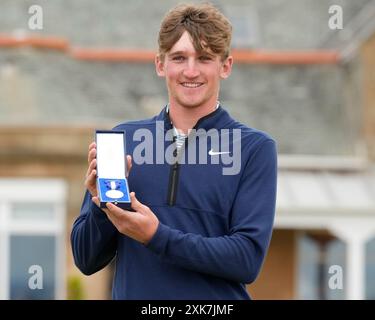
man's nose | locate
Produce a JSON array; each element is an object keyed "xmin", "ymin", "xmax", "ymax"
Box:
[{"xmin": 183, "ymin": 59, "xmax": 200, "ymax": 78}]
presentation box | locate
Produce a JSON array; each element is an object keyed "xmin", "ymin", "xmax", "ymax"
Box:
[{"xmin": 96, "ymin": 130, "xmax": 131, "ymax": 209}]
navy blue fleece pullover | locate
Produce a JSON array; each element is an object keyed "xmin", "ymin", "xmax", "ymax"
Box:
[{"xmin": 71, "ymin": 106, "xmax": 277, "ymax": 299}]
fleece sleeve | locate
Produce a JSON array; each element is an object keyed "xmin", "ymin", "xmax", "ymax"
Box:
[
  {"xmin": 70, "ymin": 191, "xmax": 118, "ymax": 275},
  {"xmin": 146, "ymin": 139, "xmax": 277, "ymax": 284}
]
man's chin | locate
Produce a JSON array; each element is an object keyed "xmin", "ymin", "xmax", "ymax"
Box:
[{"xmin": 177, "ymin": 99, "xmax": 206, "ymax": 109}]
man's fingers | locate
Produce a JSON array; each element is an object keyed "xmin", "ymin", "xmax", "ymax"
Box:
[
  {"xmin": 106, "ymin": 202, "xmax": 123, "ymax": 215},
  {"xmin": 88, "ymin": 147, "xmax": 96, "ymax": 164},
  {"xmin": 85, "ymin": 167, "xmax": 96, "ymax": 184},
  {"xmin": 84, "ymin": 169, "xmax": 97, "ymax": 196},
  {"xmin": 87, "ymin": 159, "xmax": 97, "ymax": 175},
  {"xmin": 88, "ymin": 142, "xmax": 96, "ymax": 152},
  {"xmin": 126, "ymin": 155, "xmax": 132, "ymax": 177},
  {"xmin": 105, "ymin": 202, "xmax": 133, "ymax": 220},
  {"xmin": 86, "ymin": 159, "xmax": 97, "ymax": 177},
  {"xmin": 92, "ymin": 196, "xmax": 100, "ymax": 207},
  {"xmin": 89, "ymin": 169, "xmax": 96, "ymax": 180},
  {"xmin": 85, "ymin": 143, "xmax": 97, "ymax": 196}
]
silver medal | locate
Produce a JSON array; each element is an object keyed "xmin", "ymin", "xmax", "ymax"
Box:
[{"xmin": 105, "ymin": 180, "xmax": 124, "ymax": 199}]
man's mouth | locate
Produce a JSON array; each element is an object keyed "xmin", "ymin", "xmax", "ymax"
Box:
[{"xmin": 180, "ymin": 82, "xmax": 204, "ymax": 88}]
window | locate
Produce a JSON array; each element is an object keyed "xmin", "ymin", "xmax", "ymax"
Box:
[
  {"xmin": 0, "ymin": 179, "xmax": 66, "ymax": 300},
  {"xmin": 297, "ymin": 231, "xmax": 346, "ymax": 299},
  {"xmin": 10, "ymin": 235, "xmax": 56, "ymax": 299}
]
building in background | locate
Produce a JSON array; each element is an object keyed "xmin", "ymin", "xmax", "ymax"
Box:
[{"xmin": 0, "ymin": 0, "xmax": 375, "ymax": 299}]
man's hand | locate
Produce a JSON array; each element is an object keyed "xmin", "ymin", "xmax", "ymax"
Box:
[
  {"xmin": 85, "ymin": 141, "xmax": 158, "ymax": 244},
  {"xmin": 92, "ymin": 192, "xmax": 159, "ymax": 245},
  {"xmin": 84, "ymin": 141, "xmax": 132, "ymax": 197}
]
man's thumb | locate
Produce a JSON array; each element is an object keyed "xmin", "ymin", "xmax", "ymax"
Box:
[
  {"xmin": 92, "ymin": 196, "xmax": 101, "ymax": 208},
  {"xmin": 130, "ymin": 192, "xmax": 142, "ymax": 211}
]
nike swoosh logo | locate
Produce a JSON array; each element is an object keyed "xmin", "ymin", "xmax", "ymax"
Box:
[{"xmin": 208, "ymin": 149, "xmax": 230, "ymax": 156}]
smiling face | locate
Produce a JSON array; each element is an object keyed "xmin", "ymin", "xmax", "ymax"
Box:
[{"xmin": 156, "ymin": 31, "xmax": 233, "ymax": 111}]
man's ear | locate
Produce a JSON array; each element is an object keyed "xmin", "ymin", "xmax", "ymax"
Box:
[
  {"xmin": 220, "ymin": 55, "xmax": 233, "ymax": 79},
  {"xmin": 155, "ymin": 54, "xmax": 165, "ymax": 77}
]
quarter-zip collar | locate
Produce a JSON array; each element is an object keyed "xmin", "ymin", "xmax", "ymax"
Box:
[
  {"xmin": 160, "ymin": 104, "xmax": 233, "ymax": 206},
  {"xmin": 158, "ymin": 104, "xmax": 231, "ymax": 133}
]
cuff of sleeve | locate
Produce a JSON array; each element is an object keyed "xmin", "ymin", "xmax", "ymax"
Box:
[
  {"xmin": 145, "ymin": 222, "xmax": 170, "ymax": 256},
  {"xmin": 89, "ymin": 198, "xmax": 112, "ymax": 224}
]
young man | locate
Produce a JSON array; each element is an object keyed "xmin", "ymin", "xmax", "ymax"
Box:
[{"xmin": 71, "ymin": 3, "xmax": 277, "ymax": 299}]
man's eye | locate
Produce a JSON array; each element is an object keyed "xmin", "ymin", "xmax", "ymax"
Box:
[
  {"xmin": 172, "ymin": 56, "xmax": 185, "ymax": 61},
  {"xmin": 199, "ymin": 56, "xmax": 212, "ymax": 61}
]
